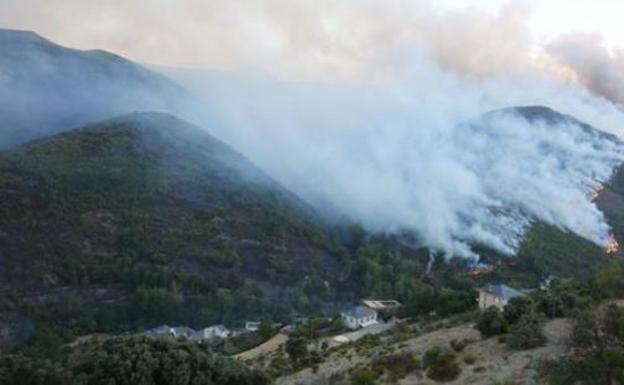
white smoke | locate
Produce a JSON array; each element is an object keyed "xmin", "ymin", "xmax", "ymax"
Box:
[
  {"xmin": 171, "ymin": 68, "xmax": 624, "ymax": 259},
  {"xmin": 3, "ymin": 0, "xmax": 624, "ymax": 258}
]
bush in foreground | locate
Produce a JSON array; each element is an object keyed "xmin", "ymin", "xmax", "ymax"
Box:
[
  {"xmin": 476, "ymin": 307, "xmax": 507, "ymax": 338},
  {"xmin": 423, "ymin": 346, "xmax": 461, "ymax": 382},
  {"xmin": 506, "ymin": 313, "xmax": 547, "ymax": 350}
]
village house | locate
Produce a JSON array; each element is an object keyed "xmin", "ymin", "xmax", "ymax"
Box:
[
  {"xmin": 191, "ymin": 325, "xmax": 230, "ymax": 341},
  {"xmin": 341, "ymin": 306, "xmax": 379, "ymax": 330},
  {"xmin": 477, "ymin": 284, "xmax": 526, "ymax": 310},
  {"xmin": 147, "ymin": 325, "xmax": 174, "ymax": 337},
  {"xmin": 361, "ymin": 299, "xmax": 402, "ymax": 311},
  {"xmin": 147, "ymin": 325, "xmax": 195, "ymax": 338},
  {"xmin": 245, "ymin": 321, "xmax": 261, "ymax": 332}
]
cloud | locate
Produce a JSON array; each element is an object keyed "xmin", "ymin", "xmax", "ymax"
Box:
[
  {"xmin": 548, "ymin": 33, "xmax": 624, "ymax": 105},
  {"xmin": 0, "ymin": 0, "xmax": 547, "ymax": 83}
]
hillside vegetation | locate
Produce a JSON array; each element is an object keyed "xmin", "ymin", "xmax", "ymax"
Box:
[
  {"xmin": 0, "ymin": 112, "xmax": 347, "ymax": 346},
  {"xmin": 0, "ymin": 107, "xmax": 619, "ymax": 355}
]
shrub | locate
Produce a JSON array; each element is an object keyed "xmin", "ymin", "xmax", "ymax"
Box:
[
  {"xmin": 504, "ymin": 296, "xmax": 533, "ymax": 325},
  {"xmin": 506, "ymin": 313, "xmax": 547, "ymax": 350},
  {"xmin": 450, "ymin": 338, "xmax": 466, "ymax": 352},
  {"xmin": 423, "ymin": 346, "xmax": 461, "ymax": 382},
  {"xmin": 285, "ymin": 335, "xmax": 308, "ymax": 362},
  {"xmin": 351, "ymin": 368, "xmax": 381, "ymax": 385},
  {"xmin": 476, "ymin": 307, "xmax": 507, "ymax": 338},
  {"xmin": 371, "ymin": 351, "xmax": 420, "ymax": 382},
  {"xmin": 462, "ymin": 352, "xmax": 477, "ymax": 365},
  {"xmin": 538, "ymin": 357, "xmax": 608, "ymax": 385}
]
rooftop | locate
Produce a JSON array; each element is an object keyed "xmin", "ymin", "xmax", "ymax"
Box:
[
  {"xmin": 342, "ymin": 306, "xmax": 377, "ymax": 319},
  {"xmin": 480, "ymin": 284, "xmax": 526, "ymax": 301},
  {"xmin": 361, "ymin": 299, "xmax": 402, "ymax": 310}
]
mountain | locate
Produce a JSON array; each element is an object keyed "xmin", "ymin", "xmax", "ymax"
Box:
[
  {"xmin": 502, "ymin": 106, "xmax": 624, "ymax": 241},
  {"xmin": 0, "ymin": 29, "xmax": 192, "ymax": 149},
  {"xmin": 461, "ymin": 106, "xmax": 620, "ymax": 286},
  {"xmin": 0, "ymin": 112, "xmax": 351, "ymax": 350}
]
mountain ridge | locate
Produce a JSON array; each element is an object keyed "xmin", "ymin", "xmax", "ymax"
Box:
[{"xmin": 0, "ymin": 28, "xmax": 193, "ymax": 149}]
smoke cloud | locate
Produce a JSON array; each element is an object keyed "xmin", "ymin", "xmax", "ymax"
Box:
[
  {"xmin": 179, "ymin": 73, "xmax": 624, "ymax": 258},
  {"xmin": 2, "ymin": 0, "xmax": 624, "ymax": 257},
  {"xmin": 548, "ymin": 33, "xmax": 624, "ymax": 105}
]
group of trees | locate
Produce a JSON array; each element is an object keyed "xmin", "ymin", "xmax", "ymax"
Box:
[
  {"xmin": 0, "ymin": 336, "xmax": 269, "ymax": 385},
  {"xmin": 541, "ymin": 305, "xmax": 624, "ymax": 384},
  {"xmin": 493, "ymin": 260, "xmax": 624, "ymax": 385},
  {"xmin": 476, "ymin": 295, "xmax": 548, "ymax": 350}
]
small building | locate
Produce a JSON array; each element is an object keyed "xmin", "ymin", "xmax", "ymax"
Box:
[
  {"xmin": 147, "ymin": 325, "xmax": 195, "ymax": 339},
  {"xmin": 170, "ymin": 326, "xmax": 195, "ymax": 338},
  {"xmin": 147, "ymin": 325, "xmax": 175, "ymax": 337},
  {"xmin": 478, "ymin": 284, "xmax": 526, "ymax": 310},
  {"xmin": 361, "ymin": 299, "xmax": 402, "ymax": 311},
  {"xmin": 540, "ymin": 275, "xmax": 556, "ymax": 291},
  {"xmin": 341, "ymin": 306, "xmax": 378, "ymax": 330},
  {"xmin": 245, "ymin": 321, "xmax": 261, "ymax": 332},
  {"xmin": 192, "ymin": 325, "xmax": 230, "ymax": 341}
]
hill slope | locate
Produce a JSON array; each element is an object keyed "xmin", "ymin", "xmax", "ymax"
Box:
[
  {"xmin": 0, "ymin": 29, "xmax": 192, "ymax": 149},
  {"xmin": 0, "ymin": 112, "xmax": 347, "ymax": 349},
  {"xmin": 464, "ymin": 106, "xmax": 620, "ymax": 286}
]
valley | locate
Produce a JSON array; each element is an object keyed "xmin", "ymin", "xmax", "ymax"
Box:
[{"xmin": 0, "ymin": 23, "xmax": 624, "ymax": 385}]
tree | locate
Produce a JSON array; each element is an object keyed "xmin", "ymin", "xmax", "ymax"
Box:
[
  {"xmin": 506, "ymin": 313, "xmax": 547, "ymax": 350},
  {"xmin": 568, "ymin": 306, "xmax": 624, "ymax": 385},
  {"xmin": 0, "ymin": 336, "xmax": 270, "ymax": 385},
  {"xmin": 476, "ymin": 307, "xmax": 507, "ymax": 338},
  {"xmin": 595, "ymin": 261, "xmax": 624, "ymax": 299},
  {"xmin": 504, "ymin": 296, "xmax": 533, "ymax": 325},
  {"xmin": 257, "ymin": 322, "xmax": 274, "ymax": 342},
  {"xmin": 0, "ymin": 355, "xmax": 70, "ymax": 385},
  {"xmin": 285, "ymin": 336, "xmax": 308, "ymax": 362}
]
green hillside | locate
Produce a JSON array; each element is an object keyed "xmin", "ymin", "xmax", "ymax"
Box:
[
  {"xmin": 0, "ymin": 112, "xmax": 349, "ymax": 347},
  {"xmin": 0, "ymin": 106, "xmax": 619, "ymax": 354}
]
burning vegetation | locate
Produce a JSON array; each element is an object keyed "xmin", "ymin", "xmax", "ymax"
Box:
[{"xmin": 606, "ymin": 235, "xmax": 620, "ymax": 255}]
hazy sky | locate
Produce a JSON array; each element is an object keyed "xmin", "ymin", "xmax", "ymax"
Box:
[{"xmin": 1, "ymin": 0, "xmax": 623, "ymax": 83}]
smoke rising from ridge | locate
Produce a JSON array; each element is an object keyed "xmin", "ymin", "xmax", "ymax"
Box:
[
  {"xmin": 182, "ymin": 73, "xmax": 624, "ymax": 258},
  {"xmin": 3, "ymin": 1, "xmax": 624, "ymax": 257}
]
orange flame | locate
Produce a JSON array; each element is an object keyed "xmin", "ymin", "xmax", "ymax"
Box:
[
  {"xmin": 590, "ymin": 185, "xmax": 605, "ymax": 202},
  {"xmin": 607, "ymin": 235, "xmax": 620, "ymax": 255}
]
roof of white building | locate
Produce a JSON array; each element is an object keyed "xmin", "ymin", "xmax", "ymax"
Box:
[
  {"xmin": 342, "ymin": 306, "xmax": 377, "ymax": 319},
  {"xmin": 479, "ymin": 284, "xmax": 526, "ymax": 302}
]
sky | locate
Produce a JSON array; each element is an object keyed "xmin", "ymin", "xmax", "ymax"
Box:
[
  {"xmin": 436, "ymin": 0, "xmax": 624, "ymax": 47},
  {"xmin": 1, "ymin": 0, "xmax": 623, "ymax": 84}
]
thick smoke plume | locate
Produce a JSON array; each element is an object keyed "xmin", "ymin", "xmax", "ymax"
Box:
[
  {"xmin": 180, "ymin": 74, "xmax": 624, "ymax": 258},
  {"xmin": 3, "ymin": 0, "xmax": 624, "ymax": 257}
]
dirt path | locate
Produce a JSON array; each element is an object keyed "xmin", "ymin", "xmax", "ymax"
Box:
[{"xmin": 235, "ymin": 333, "xmax": 288, "ymax": 361}]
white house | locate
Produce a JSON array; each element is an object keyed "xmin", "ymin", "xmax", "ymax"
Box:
[
  {"xmin": 478, "ymin": 284, "xmax": 526, "ymax": 310},
  {"xmin": 147, "ymin": 325, "xmax": 195, "ymax": 338},
  {"xmin": 192, "ymin": 325, "xmax": 230, "ymax": 341},
  {"xmin": 245, "ymin": 321, "xmax": 261, "ymax": 332},
  {"xmin": 341, "ymin": 306, "xmax": 378, "ymax": 330},
  {"xmin": 147, "ymin": 325, "xmax": 174, "ymax": 337}
]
